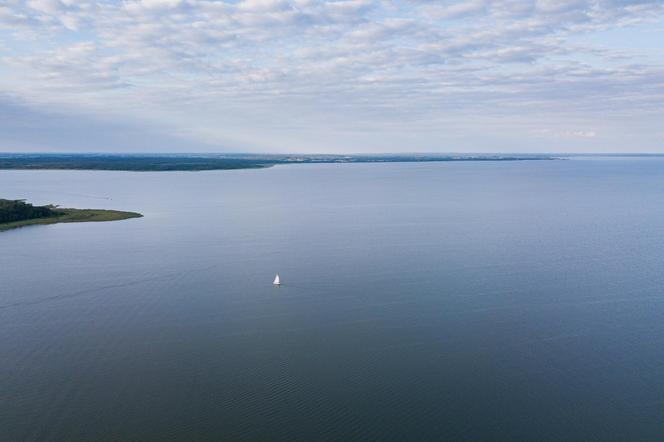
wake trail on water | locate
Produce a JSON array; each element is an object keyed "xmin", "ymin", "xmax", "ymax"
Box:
[{"xmin": 0, "ymin": 264, "xmax": 219, "ymax": 311}]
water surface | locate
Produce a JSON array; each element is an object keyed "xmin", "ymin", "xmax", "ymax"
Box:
[{"xmin": 2, "ymin": 158, "xmax": 664, "ymax": 440}]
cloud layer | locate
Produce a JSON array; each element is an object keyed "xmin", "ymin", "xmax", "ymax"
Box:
[{"xmin": 1, "ymin": 0, "xmax": 663, "ymax": 152}]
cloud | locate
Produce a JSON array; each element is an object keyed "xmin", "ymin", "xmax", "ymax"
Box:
[{"xmin": 0, "ymin": 0, "xmax": 663, "ymax": 152}]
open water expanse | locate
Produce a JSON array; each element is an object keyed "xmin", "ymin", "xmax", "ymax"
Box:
[{"xmin": 2, "ymin": 158, "xmax": 664, "ymax": 440}]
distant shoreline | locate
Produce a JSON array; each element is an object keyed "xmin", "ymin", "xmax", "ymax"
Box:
[{"xmin": 0, "ymin": 153, "xmax": 559, "ymax": 172}]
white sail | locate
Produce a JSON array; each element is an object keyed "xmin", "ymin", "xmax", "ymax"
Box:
[{"xmin": 273, "ymin": 274, "xmax": 281, "ymax": 285}]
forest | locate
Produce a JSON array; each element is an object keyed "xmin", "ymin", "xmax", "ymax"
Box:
[
  {"xmin": 0, "ymin": 153, "xmax": 557, "ymax": 171},
  {"xmin": 0, "ymin": 199, "xmax": 62, "ymax": 224}
]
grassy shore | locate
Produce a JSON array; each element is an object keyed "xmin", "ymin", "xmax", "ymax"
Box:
[{"xmin": 0, "ymin": 208, "xmax": 142, "ymax": 232}]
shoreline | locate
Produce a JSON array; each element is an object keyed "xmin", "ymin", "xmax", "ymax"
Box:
[
  {"xmin": 0, "ymin": 208, "xmax": 143, "ymax": 232},
  {"xmin": 0, "ymin": 153, "xmax": 559, "ymax": 172}
]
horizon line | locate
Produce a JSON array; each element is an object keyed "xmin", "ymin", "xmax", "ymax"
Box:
[{"xmin": 2, "ymin": 151, "xmax": 664, "ymax": 156}]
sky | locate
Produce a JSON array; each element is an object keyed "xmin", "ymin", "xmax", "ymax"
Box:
[{"xmin": 0, "ymin": 0, "xmax": 663, "ymax": 153}]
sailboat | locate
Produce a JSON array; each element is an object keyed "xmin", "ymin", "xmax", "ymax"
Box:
[{"xmin": 273, "ymin": 273, "xmax": 281, "ymax": 286}]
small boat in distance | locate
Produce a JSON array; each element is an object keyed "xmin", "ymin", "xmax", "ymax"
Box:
[{"xmin": 273, "ymin": 273, "xmax": 281, "ymax": 286}]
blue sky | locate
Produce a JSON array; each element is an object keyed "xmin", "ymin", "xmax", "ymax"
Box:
[{"xmin": 1, "ymin": 0, "xmax": 663, "ymax": 153}]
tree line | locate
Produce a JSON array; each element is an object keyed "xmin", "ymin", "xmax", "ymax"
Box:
[{"xmin": 0, "ymin": 199, "xmax": 62, "ymax": 223}]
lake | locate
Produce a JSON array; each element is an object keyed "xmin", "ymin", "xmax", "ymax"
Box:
[{"xmin": 2, "ymin": 158, "xmax": 664, "ymax": 440}]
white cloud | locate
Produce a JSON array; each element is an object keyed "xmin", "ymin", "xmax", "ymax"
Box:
[{"xmin": 0, "ymin": 0, "xmax": 663, "ymax": 152}]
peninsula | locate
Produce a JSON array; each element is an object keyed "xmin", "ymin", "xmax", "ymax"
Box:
[{"xmin": 0, "ymin": 199, "xmax": 142, "ymax": 232}]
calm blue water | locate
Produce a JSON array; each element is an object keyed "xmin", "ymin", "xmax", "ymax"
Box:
[{"xmin": 2, "ymin": 158, "xmax": 664, "ymax": 440}]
